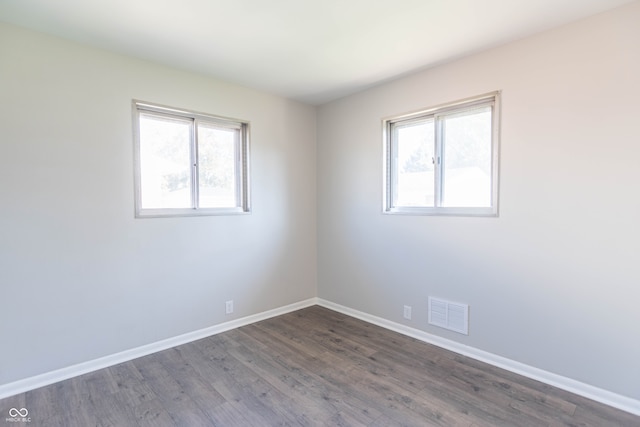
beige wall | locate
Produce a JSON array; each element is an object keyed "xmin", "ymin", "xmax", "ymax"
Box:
[{"xmin": 317, "ymin": 2, "xmax": 640, "ymax": 399}]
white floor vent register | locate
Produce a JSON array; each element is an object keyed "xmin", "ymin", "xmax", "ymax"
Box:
[{"xmin": 428, "ymin": 297, "xmax": 469, "ymax": 335}]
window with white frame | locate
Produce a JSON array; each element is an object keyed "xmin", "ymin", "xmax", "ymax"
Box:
[
  {"xmin": 133, "ymin": 101, "xmax": 250, "ymax": 217},
  {"xmin": 383, "ymin": 92, "xmax": 500, "ymax": 216}
]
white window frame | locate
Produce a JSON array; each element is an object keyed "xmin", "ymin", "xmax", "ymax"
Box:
[
  {"xmin": 133, "ymin": 100, "xmax": 251, "ymax": 218},
  {"xmin": 383, "ymin": 92, "xmax": 500, "ymax": 216}
]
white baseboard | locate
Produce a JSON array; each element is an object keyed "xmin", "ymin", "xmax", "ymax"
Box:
[
  {"xmin": 0, "ymin": 298, "xmax": 317, "ymax": 400},
  {"xmin": 3, "ymin": 297, "xmax": 639, "ymax": 417},
  {"xmin": 316, "ymin": 298, "xmax": 640, "ymax": 417}
]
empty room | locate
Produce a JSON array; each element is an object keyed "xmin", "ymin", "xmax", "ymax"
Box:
[{"xmin": 1, "ymin": 0, "xmax": 639, "ymax": 425}]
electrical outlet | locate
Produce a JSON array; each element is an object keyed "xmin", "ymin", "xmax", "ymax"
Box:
[
  {"xmin": 403, "ymin": 305, "xmax": 412, "ymax": 320},
  {"xmin": 225, "ymin": 300, "xmax": 234, "ymax": 315}
]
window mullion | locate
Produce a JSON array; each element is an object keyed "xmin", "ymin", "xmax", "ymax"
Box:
[
  {"xmin": 434, "ymin": 116, "xmax": 443, "ymax": 207},
  {"xmin": 191, "ymin": 119, "xmax": 198, "ymax": 209},
  {"xmin": 391, "ymin": 124, "xmax": 399, "ymax": 209}
]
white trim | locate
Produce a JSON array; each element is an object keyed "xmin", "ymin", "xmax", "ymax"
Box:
[
  {"xmin": 316, "ymin": 298, "xmax": 640, "ymax": 417},
  {"xmin": 0, "ymin": 298, "xmax": 318, "ymax": 400}
]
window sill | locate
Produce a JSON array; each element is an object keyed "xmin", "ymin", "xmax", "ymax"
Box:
[
  {"xmin": 383, "ymin": 206, "xmax": 498, "ymax": 217},
  {"xmin": 135, "ymin": 207, "xmax": 250, "ymax": 218}
]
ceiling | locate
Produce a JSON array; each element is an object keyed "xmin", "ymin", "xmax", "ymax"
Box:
[{"xmin": 0, "ymin": 0, "xmax": 633, "ymax": 104}]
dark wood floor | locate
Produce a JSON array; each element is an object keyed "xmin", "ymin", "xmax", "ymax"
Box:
[{"xmin": 2, "ymin": 306, "xmax": 638, "ymax": 426}]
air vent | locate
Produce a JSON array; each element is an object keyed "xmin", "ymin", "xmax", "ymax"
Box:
[{"xmin": 428, "ymin": 297, "xmax": 469, "ymax": 335}]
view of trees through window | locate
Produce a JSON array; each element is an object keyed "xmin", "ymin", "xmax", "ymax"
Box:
[
  {"xmin": 139, "ymin": 114, "xmax": 192, "ymax": 209},
  {"xmin": 396, "ymin": 120, "xmax": 435, "ymax": 206},
  {"xmin": 138, "ymin": 113, "xmax": 238, "ymax": 210},
  {"xmin": 394, "ymin": 106, "xmax": 492, "ymax": 208},
  {"xmin": 197, "ymin": 124, "xmax": 236, "ymax": 208},
  {"xmin": 441, "ymin": 108, "xmax": 492, "ymax": 207}
]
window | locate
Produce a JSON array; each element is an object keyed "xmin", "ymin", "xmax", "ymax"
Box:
[
  {"xmin": 133, "ymin": 101, "xmax": 250, "ymax": 217},
  {"xmin": 383, "ymin": 92, "xmax": 500, "ymax": 216}
]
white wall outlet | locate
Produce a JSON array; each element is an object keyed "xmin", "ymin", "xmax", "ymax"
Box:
[
  {"xmin": 225, "ymin": 300, "xmax": 234, "ymax": 315},
  {"xmin": 403, "ymin": 305, "xmax": 412, "ymax": 320}
]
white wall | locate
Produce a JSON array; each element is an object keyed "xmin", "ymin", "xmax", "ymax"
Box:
[
  {"xmin": 0, "ymin": 23, "xmax": 317, "ymax": 385},
  {"xmin": 317, "ymin": 2, "xmax": 640, "ymax": 400}
]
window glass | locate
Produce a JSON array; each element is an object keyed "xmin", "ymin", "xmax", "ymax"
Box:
[
  {"xmin": 441, "ymin": 107, "xmax": 492, "ymax": 208},
  {"xmin": 139, "ymin": 114, "xmax": 192, "ymax": 209},
  {"xmin": 197, "ymin": 123, "xmax": 238, "ymax": 208},
  {"xmin": 394, "ymin": 120, "xmax": 435, "ymax": 207}
]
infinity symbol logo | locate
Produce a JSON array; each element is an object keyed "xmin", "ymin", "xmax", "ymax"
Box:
[{"xmin": 9, "ymin": 408, "xmax": 28, "ymax": 417}]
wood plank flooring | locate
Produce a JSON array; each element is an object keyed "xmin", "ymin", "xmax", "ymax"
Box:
[{"xmin": 1, "ymin": 306, "xmax": 638, "ymax": 426}]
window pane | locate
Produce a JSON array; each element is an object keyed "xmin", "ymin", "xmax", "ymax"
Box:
[
  {"xmin": 197, "ymin": 123, "xmax": 238, "ymax": 208},
  {"xmin": 394, "ymin": 120, "xmax": 435, "ymax": 207},
  {"xmin": 139, "ymin": 114, "xmax": 192, "ymax": 209},
  {"xmin": 441, "ymin": 107, "xmax": 492, "ymax": 207}
]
